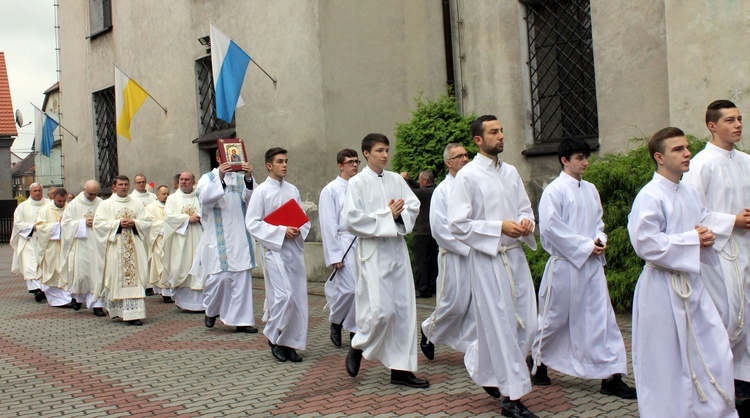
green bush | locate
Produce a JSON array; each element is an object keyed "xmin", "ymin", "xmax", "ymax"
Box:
[
  {"xmin": 392, "ymin": 91, "xmax": 477, "ymax": 181},
  {"xmin": 526, "ymin": 135, "xmax": 708, "ymax": 312}
]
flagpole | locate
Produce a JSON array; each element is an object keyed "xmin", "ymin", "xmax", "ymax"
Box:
[
  {"xmin": 113, "ymin": 64, "xmax": 168, "ymax": 114},
  {"xmin": 30, "ymin": 102, "xmax": 79, "ymax": 142},
  {"xmin": 251, "ymin": 58, "xmax": 277, "ymax": 88}
]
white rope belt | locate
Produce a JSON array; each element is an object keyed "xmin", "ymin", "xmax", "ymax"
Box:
[
  {"xmin": 426, "ymin": 248, "xmax": 449, "ymax": 343},
  {"xmin": 645, "ymin": 261, "xmax": 732, "ymax": 405},
  {"xmin": 720, "ymin": 235, "xmax": 744, "ymax": 342},
  {"xmin": 499, "ymin": 242, "xmax": 524, "ymax": 329},
  {"xmin": 532, "ymin": 255, "xmax": 565, "ymax": 373}
]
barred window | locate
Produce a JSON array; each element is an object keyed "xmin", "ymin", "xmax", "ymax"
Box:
[
  {"xmin": 88, "ymin": 0, "xmax": 112, "ymax": 39},
  {"xmin": 92, "ymin": 87, "xmax": 117, "ymax": 188},
  {"xmin": 194, "ymin": 56, "xmax": 235, "ymax": 139},
  {"xmin": 522, "ymin": 0, "xmax": 598, "ymax": 155}
]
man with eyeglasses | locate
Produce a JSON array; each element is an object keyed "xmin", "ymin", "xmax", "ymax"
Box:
[
  {"xmin": 319, "ymin": 149, "xmax": 360, "ymax": 348},
  {"xmin": 420, "ymin": 143, "xmax": 475, "ymax": 361}
]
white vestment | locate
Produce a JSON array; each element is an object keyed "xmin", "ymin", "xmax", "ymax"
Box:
[
  {"xmin": 682, "ymin": 142, "xmax": 750, "ymax": 381},
  {"xmin": 130, "ymin": 189, "xmax": 156, "ymax": 207},
  {"xmin": 192, "ymin": 170, "xmax": 256, "ymax": 327},
  {"xmin": 531, "ymin": 172, "xmax": 627, "ymax": 379},
  {"xmin": 628, "ymin": 173, "xmax": 736, "ymax": 418},
  {"xmin": 447, "ymin": 153, "xmax": 537, "ymax": 400},
  {"xmin": 35, "ymin": 201, "xmax": 72, "ymax": 306},
  {"xmin": 60, "ymin": 192, "xmax": 103, "ymax": 308},
  {"xmin": 319, "ymin": 176, "xmax": 357, "ymax": 333},
  {"xmin": 343, "ymin": 166, "xmax": 420, "ymax": 372},
  {"xmin": 11, "ymin": 197, "xmax": 47, "ymax": 290},
  {"xmin": 163, "ymin": 189, "xmax": 203, "ymax": 311},
  {"xmin": 246, "ymin": 177, "xmax": 310, "ymax": 350},
  {"xmin": 144, "ymin": 200, "xmax": 168, "ymax": 295},
  {"xmin": 421, "ymin": 174, "xmax": 475, "ymax": 353},
  {"xmin": 92, "ymin": 195, "xmax": 151, "ymax": 321}
]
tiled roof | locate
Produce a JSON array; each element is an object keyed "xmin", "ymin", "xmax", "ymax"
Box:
[
  {"xmin": 0, "ymin": 52, "xmax": 17, "ymax": 137},
  {"xmin": 11, "ymin": 152, "xmax": 34, "ymax": 176}
]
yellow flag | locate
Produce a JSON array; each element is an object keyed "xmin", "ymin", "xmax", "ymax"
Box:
[{"xmin": 115, "ymin": 67, "xmax": 149, "ymax": 141}]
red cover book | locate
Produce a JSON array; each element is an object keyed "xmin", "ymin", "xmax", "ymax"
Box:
[{"xmin": 263, "ymin": 199, "xmax": 309, "ymax": 228}]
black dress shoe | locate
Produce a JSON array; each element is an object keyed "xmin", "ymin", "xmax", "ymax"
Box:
[
  {"xmin": 235, "ymin": 326, "xmax": 258, "ymax": 333},
  {"xmin": 285, "ymin": 347, "xmax": 302, "ymax": 362},
  {"xmin": 330, "ymin": 323, "xmax": 343, "ymax": 347},
  {"xmin": 34, "ymin": 291, "xmax": 46, "ymax": 303},
  {"xmin": 128, "ymin": 319, "xmax": 143, "ymax": 326},
  {"xmin": 271, "ymin": 344, "xmax": 287, "ymax": 362},
  {"xmin": 162, "ymin": 296, "xmax": 174, "ymax": 303},
  {"xmin": 483, "ymin": 386, "xmax": 501, "ymax": 398},
  {"xmin": 93, "ymin": 308, "xmax": 106, "ymax": 317},
  {"xmin": 420, "ymin": 329, "xmax": 435, "ymax": 360},
  {"xmin": 346, "ymin": 347, "xmax": 363, "ymax": 377},
  {"xmin": 390, "ymin": 370, "xmax": 430, "ymax": 388},
  {"xmin": 501, "ymin": 397, "xmax": 538, "ymax": 418},
  {"xmin": 204, "ymin": 315, "xmax": 218, "ymax": 328},
  {"xmin": 531, "ymin": 363, "xmax": 551, "ymax": 386},
  {"xmin": 600, "ymin": 374, "xmax": 636, "ymax": 399},
  {"xmin": 145, "ymin": 288, "xmax": 154, "ymax": 296},
  {"xmin": 72, "ymin": 299, "xmax": 82, "ymax": 311}
]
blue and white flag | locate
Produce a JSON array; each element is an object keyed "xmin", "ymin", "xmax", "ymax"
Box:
[
  {"xmin": 34, "ymin": 106, "xmax": 59, "ymax": 158},
  {"xmin": 210, "ymin": 23, "xmax": 251, "ymax": 123}
]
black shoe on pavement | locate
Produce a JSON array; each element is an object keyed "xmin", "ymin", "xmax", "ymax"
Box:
[
  {"xmin": 600, "ymin": 374, "xmax": 637, "ymax": 399},
  {"xmin": 285, "ymin": 347, "xmax": 302, "ymax": 362},
  {"xmin": 93, "ymin": 308, "xmax": 106, "ymax": 317},
  {"xmin": 271, "ymin": 344, "xmax": 287, "ymax": 362},
  {"xmin": 71, "ymin": 299, "xmax": 82, "ymax": 311},
  {"xmin": 145, "ymin": 288, "xmax": 154, "ymax": 296},
  {"xmin": 390, "ymin": 370, "xmax": 429, "ymax": 388},
  {"xmin": 34, "ymin": 291, "xmax": 46, "ymax": 303},
  {"xmin": 531, "ymin": 363, "xmax": 551, "ymax": 386},
  {"xmin": 162, "ymin": 296, "xmax": 174, "ymax": 303},
  {"xmin": 345, "ymin": 347, "xmax": 363, "ymax": 377},
  {"xmin": 235, "ymin": 326, "xmax": 258, "ymax": 333},
  {"xmin": 330, "ymin": 322, "xmax": 343, "ymax": 347},
  {"xmin": 501, "ymin": 397, "xmax": 538, "ymax": 418},
  {"xmin": 204, "ymin": 315, "xmax": 218, "ymax": 328},
  {"xmin": 128, "ymin": 319, "xmax": 143, "ymax": 326},
  {"xmin": 420, "ymin": 328, "xmax": 435, "ymax": 360},
  {"xmin": 483, "ymin": 386, "xmax": 501, "ymax": 398}
]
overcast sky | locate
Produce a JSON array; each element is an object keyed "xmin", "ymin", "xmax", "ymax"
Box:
[{"xmin": 0, "ymin": 0, "xmax": 58, "ymax": 156}]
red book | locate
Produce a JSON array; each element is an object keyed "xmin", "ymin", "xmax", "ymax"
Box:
[{"xmin": 263, "ymin": 199, "xmax": 309, "ymax": 228}]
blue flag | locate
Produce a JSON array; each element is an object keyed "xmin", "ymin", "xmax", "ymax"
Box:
[
  {"xmin": 210, "ymin": 24, "xmax": 251, "ymax": 123},
  {"xmin": 35, "ymin": 107, "xmax": 59, "ymax": 158}
]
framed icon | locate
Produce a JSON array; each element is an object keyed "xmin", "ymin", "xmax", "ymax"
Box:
[{"xmin": 217, "ymin": 138, "xmax": 248, "ymax": 171}]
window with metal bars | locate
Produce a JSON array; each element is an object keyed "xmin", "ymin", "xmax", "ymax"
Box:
[
  {"xmin": 92, "ymin": 87, "xmax": 118, "ymax": 188},
  {"xmin": 522, "ymin": 0, "xmax": 599, "ymax": 155},
  {"xmin": 194, "ymin": 56, "xmax": 235, "ymax": 139}
]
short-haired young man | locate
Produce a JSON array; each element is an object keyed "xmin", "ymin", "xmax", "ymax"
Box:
[
  {"xmin": 319, "ymin": 148, "xmax": 359, "ymax": 347},
  {"xmin": 682, "ymin": 100, "xmax": 750, "ymax": 400},
  {"xmin": 530, "ymin": 138, "xmax": 635, "ymax": 399},
  {"xmin": 35, "ymin": 187, "xmax": 74, "ymax": 307},
  {"xmin": 447, "ymin": 115, "xmax": 538, "ymax": 417},
  {"xmin": 628, "ymin": 127, "xmax": 736, "ymax": 417},
  {"xmin": 342, "ymin": 133, "xmax": 428, "ymax": 388},
  {"xmin": 246, "ymin": 147, "xmax": 311, "ymax": 363}
]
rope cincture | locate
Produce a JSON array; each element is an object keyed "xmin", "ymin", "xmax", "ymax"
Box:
[
  {"xmin": 720, "ymin": 235, "xmax": 744, "ymax": 342},
  {"xmin": 533, "ymin": 255, "xmax": 564, "ymax": 374},
  {"xmin": 426, "ymin": 248, "xmax": 449, "ymax": 343},
  {"xmin": 645, "ymin": 262, "xmax": 733, "ymax": 406},
  {"xmin": 499, "ymin": 242, "xmax": 524, "ymax": 329}
]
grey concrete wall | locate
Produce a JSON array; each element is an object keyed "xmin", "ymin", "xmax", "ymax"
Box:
[{"xmin": 664, "ymin": 0, "xmax": 750, "ymax": 139}]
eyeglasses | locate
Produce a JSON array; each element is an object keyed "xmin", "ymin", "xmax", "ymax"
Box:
[
  {"xmin": 342, "ymin": 160, "xmax": 361, "ymax": 166},
  {"xmin": 447, "ymin": 153, "xmax": 468, "ymax": 161}
]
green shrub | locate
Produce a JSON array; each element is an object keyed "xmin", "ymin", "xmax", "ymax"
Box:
[{"xmin": 392, "ymin": 91, "xmax": 477, "ymax": 181}]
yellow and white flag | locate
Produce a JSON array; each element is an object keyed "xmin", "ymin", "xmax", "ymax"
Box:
[{"xmin": 115, "ymin": 66, "xmax": 149, "ymax": 141}]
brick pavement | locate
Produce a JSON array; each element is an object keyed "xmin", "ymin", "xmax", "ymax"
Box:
[{"xmin": 0, "ymin": 244, "xmax": 639, "ymax": 417}]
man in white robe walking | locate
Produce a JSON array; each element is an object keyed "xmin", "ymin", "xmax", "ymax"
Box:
[
  {"xmin": 682, "ymin": 100, "xmax": 750, "ymax": 401},
  {"xmin": 194, "ymin": 151, "xmax": 257, "ymax": 333},
  {"xmin": 35, "ymin": 187, "xmax": 74, "ymax": 307},
  {"xmin": 11, "ymin": 183, "xmax": 47, "ymax": 301},
  {"xmin": 92, "ymin": 175, "xmax": 152, "ymax": 326},
  {"xmin": 628, "ymin": 127, "xmax": 736, "ymax": 418},
  {"xmin": 164, "ymin": 172, "xmax": 203, "ymax": 311},
  {"xmin": 145, "ymin": 185, "xmax": 171, "ymax": 302},
  {"xmin": 342, "ymin": 133, "xmax": 429, "ymax": 388},
  {"xmin": 530, "ymin": 138, "xmax": 635, "ymax": 399},
  {"xmin": 247, "ymin": 147, "xmax": 310, "ymax": 363},
  {"xmin": 130, "ymin": 174, "xmax": 156, "ymax": 296},
  {"xmin": 60, "ymin": 180, "xmax": 105, "ymax": 316},
  {"xmin": 448, "ymin": 115, "xmax": 538, "ymax": 417},
  {"xmin": 319, "ymin": 149, "xmax": 359, "ymax": 348},
  {"xmin": 420, "ymin": 143, "xmax": 474, "ymax": 359}
]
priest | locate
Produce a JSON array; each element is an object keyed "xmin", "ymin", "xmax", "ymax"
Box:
[
  {"xmin": 145, "ymin": 185, "xmax": 171, "ymax": 302},
  {"xmin": 35, "ymin": 187, "xmax": 74, "ymax": 307},
  {"xmin": 11, "ymin": 183, "xmax": 47, "ymax": 301}
]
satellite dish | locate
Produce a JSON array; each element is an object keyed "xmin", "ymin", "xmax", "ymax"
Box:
[{"xmin": 15, "ymin": 109, "xmax": 30, "ymax": 128}]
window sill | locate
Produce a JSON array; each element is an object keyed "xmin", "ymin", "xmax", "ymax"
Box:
[{"xmin": 522, "ymin": 138, "xmax": 599, "ymax": 156}]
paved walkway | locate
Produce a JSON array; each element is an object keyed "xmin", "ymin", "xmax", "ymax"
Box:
[{"xmin": 0, "ymin": 244, "xmax": 639, "ymax": 417}]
